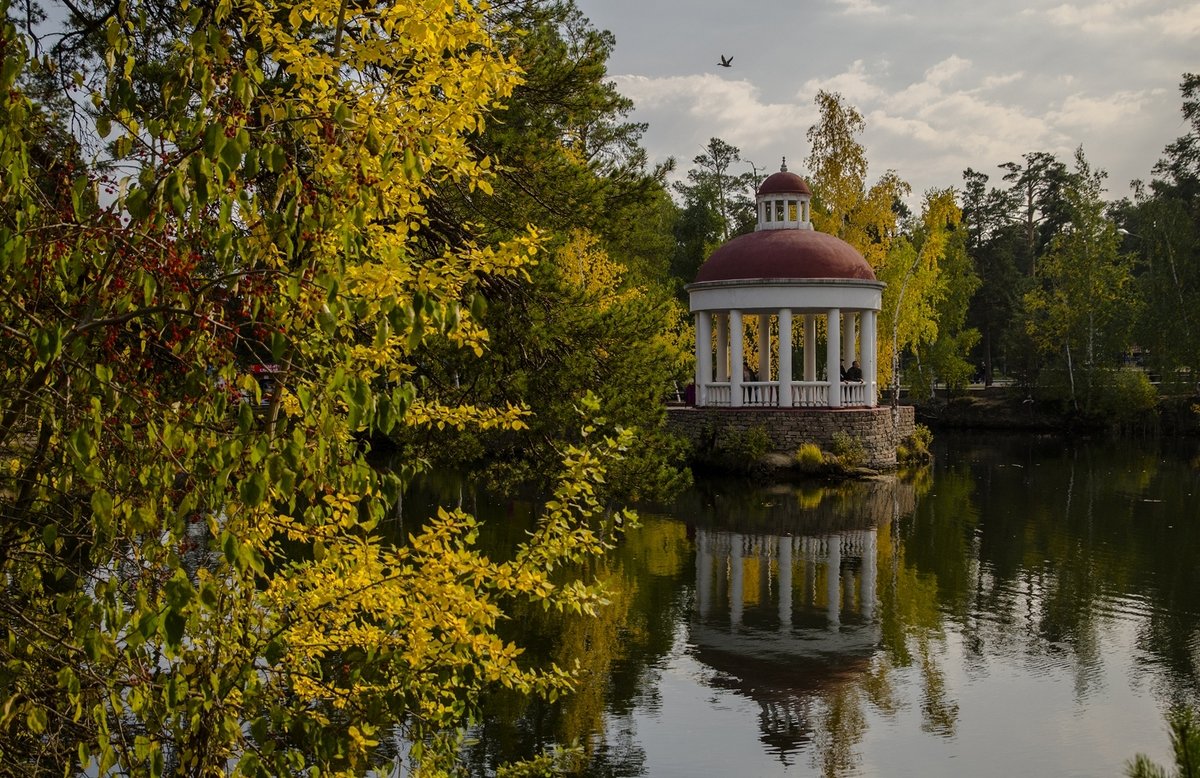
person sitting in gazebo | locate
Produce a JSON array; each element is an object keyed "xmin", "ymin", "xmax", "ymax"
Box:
[{"xmin": 845, "ymin": 360, "xmax": 863, "ymax": 382}]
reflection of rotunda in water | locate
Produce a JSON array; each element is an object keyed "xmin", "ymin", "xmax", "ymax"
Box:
[{"xmin": 685, "ymin": 479, "xmax": 909, "ymax": 758}]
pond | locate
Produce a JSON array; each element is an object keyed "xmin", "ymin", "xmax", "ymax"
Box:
[{"xmin": 414, "ymin": 431, "xmax": 1200, "ymax": 776}]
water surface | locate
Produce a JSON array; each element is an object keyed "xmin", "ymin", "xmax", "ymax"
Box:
[{"xmin": 446, "ymin": 432, "xmax": 1200, "ymax": 776}]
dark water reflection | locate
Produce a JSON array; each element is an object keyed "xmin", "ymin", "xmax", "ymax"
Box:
[{"xmin": 417, "ymin": 432, "xmax": 1200, "ymax": 776}]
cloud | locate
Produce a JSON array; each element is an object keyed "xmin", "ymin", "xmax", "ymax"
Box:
[
  {"xmin": 925, "ymin": 56, "xmax": 971, "ymax": 87},
  {"xmin": 1046, "ymin": 90, "xmax": 1158, "ymax": 128},
  {"xmin": 1019, "ymin": 0, "xmax": 1199, "ymax": 37},
  {"xmin": 799, "ymin": 60, "xmax": 888, "ymax": 106},
  {"xmin": 832, "ymin": 0, "xmax": 889, "ymax": 15},
  {"xmin": 605, "ymin": 32, "xmax": 1179, "ymax": 207},
  {"xmin": 981, "ymin": 72, "xmax": 1026, "ymax": 89},
  {"xmin": 611, "ymin": 74, "xmax": 817, "ymax": 155},
  {"xmin": 1147, "ymin": 4, "xmax": 1200, "ymax": 37}
]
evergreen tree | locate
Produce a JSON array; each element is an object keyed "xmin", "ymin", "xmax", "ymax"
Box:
[
  {"xmin": 406, "ymin": 0, "xmax": 692, "ymax": 500},
  {"xmin": 672, "ymin": 137, "xmax": 758, "ymax": 243},
  {"xmin": 960, "ymin": 168, "xmax": 1024, "ymax": 384},
  {"xmin": 1122, "ymin": 74, "xmax": 1200, "ymax": 385},
  {"xmin": 999, "ymin": 151, "xmax": 1076, "ymax": 277}
]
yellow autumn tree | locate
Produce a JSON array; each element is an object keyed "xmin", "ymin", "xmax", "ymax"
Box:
[
  {"xmin": 806, "ymin": 90, "xmax": 910, "ymax": 272},
  {"xmin": 878, "ymin": 189, "xmax": 964, "ymax": 390},
  {"xmin": 0, "ymin": 1, "xmax": 633, "ymax": 775},
  {"xmin": 805, "ymin": 91, "xmax": 965, "ymax": 390}
]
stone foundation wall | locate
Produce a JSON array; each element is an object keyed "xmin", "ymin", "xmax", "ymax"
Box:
[{"xmin": 666, "ymin": 405, "xmax": 916, "ymax": 470}]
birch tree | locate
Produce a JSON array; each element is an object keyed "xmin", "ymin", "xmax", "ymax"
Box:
[{"xmin": 1024, "ymin": 149, "xmax": 1138, "ymax": 411}]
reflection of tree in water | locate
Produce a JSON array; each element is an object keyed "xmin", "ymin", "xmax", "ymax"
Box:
[
  {"xmin": 461, "ymin": 516, "xmax": 692, "ymax": 776},
  {"xmin": 812, "ymin": 684, "xmax": 867, "ymax": 777},
  {"xmin": 446, "ymin": 434, "xmax": 1200, "ymax": 774},
  {"xmin": 872, "ymin": 512, "xmax": 961, "ymax": 741},
  {"xmin": 922, "ymin": 434, "xmax": 1200, "ymax": 707}
]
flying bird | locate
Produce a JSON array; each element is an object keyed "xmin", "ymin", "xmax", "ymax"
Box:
[{"xmin": 718, "ymin": 55, "xmax": 733, "ymax": 68}]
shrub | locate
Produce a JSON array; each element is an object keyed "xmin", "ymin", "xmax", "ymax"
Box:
[
  {"xmin": 1037, "ymin": 366, "xmax": 1159, "ymax": 425},
  {"xmin": 793, "ymin": 442, "xmax": 825, "ymax": 473},
  {"xmin": 1088, "ymin": 369, "xmax": 1158, "ymax": 425},
  {"xmin": 694, "ymin": 424, "xmax": 773, "ymax": 475},
  {"xmin": 897, "ymin": 423, "xmax": 933, "ymax": 465},
  {"xmin": 830, "ymin": 431, "xmax": 866, "ymax": 470}
]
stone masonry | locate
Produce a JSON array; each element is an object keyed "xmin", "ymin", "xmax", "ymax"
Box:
[{"xmin": 666, "ymin": 405, "xmax": 916, "ymax": 471}]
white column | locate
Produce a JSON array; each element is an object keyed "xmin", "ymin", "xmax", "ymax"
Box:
[
  {"xmin": 841, "ymin": 311, "xmax": 857, "ymax": 371},
  {"xmin": 757, "ymin": 314, "xmax": 771, "ymax": 381},
  {"xmin": 804, "ymin": 314, "xmax": 817, "ymax": 381},
  {"xmin": 862, "ymin": 529, "xmax": 877, "ymax": 621},
  {"xmin": 804, "ymin": 545, "xmax": 816, "ymax": 606},
  {"xmin": 729, "ymin": 309, "xmax": 744, "ymax": 407},
  {"xmin": 696, "ymin": 530, "xmax": 713, "ymax": 618},
  {"xmin": 827, "ymin": 308, "xmax": 842, "ymax": 408},
  {"xmin": 826, "ymin": 534, "xmax": 841, "ymax": 628},
  {"xmin": 715, "ymin": 314, "xmax": 728, "ymax": 382},
  {"xmin": 778, "ymin": 536, "xmax": 793, "ymax": 630},
  {"xmin": 730, "ymin": 534, "xmax": 744, "ymax": 631},
  {"xmin": 696, "ymin": 311, "xmax": 712, "ymax": 406},
  {"xmin": 862, "ymin": 309, "xmax": 878, "ymax": 407},
  {"xmin": 777, "ymin": 308, "xmax": 793, "ymax": 407}
]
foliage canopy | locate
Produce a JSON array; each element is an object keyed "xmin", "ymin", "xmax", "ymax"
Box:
[{"xmin": 0, "ymin": 0, "xmax": 639, "ymax": 774}]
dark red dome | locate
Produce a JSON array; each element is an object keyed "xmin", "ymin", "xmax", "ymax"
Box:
[
  {"xmin": 695, "ymin": 229, "xmax": 876, "ymax": 283},
  {"xmin": 758, "ymin": 170, "xmax": 811, "ymax": 196}
]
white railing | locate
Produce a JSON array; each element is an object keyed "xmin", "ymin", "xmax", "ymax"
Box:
[
  {"xmin": 841, "ymin": 382, "xmax": 868, "ymax": 407},
  {"xmin": 697, "ymin": 380, "xmax": 876, "ymax": 408},
  {"xmin": 704, "ymin": 382, "xmax": 732, "ymax": 406},
  {"xmin": 790, "ymin": 381, "xmax": 829, "ymax": 407},
  {"xmin": 742, "ymin": 382, "xmax": 778, "ymax": 406}
]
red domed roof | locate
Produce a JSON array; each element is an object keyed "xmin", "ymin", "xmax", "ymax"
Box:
[
  {"xmin": 695, "ymin": 229, "xmax": 876, "ymax": 283},
  {"xmin": 758, "ymin": 170, "xmax": 811, "ymax": 196}
]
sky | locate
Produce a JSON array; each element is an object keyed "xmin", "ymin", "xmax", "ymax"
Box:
[{"xmin": 572, "ymin": 0, "xmax": 1198, "ymax": 209}]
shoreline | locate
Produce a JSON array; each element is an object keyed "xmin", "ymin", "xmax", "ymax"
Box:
[{"xmin": 907, "ymin": 385, "xmax": 1200, "ymax": 436}]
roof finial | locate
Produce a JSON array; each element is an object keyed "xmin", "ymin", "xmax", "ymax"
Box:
[{"xmin": 780, "ymin": 156, "xmax": 788, "ymax": 172}]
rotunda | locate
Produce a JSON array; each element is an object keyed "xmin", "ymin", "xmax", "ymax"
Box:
[{"xmin": 687, "ymin": 161, "xmax": 883, "ymax": 408}]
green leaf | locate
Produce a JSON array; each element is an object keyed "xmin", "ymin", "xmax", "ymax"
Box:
[
  {"xmin": 34, "ymin": 325, "xmax": 62, "ymax": 364},
  {"xmin": 162, "ymin": 609, "xmax": 186, "ymax": 649},
  {"xmin": 239, "ymin": 472, "xmax": 267, "ymax": 506},
  {"xmin": 199, "ymin": 582, "xmax": 219, "ymax": 609},
  {"xmin": 222, "ymin": 532, "xmax": 238, "ymax": 565},
  {"xmin": 243, "ymin": 147, "xmax": 260, "ymax": 177},
  {"xmin": 68, "ymin": 426, "xmax": 94, "ymax": 464},
  {"xmin": 470, "ymin": 292, "xmax": 488, "ymax": 320},
  {"xmin": 203, "ymin": 122, "xmax": 226, "ymax": 156},
  {"xmin": 238, "ymin": 401, "xmax": 254, "ymax": 433},
  {"xmin": 373, "ymin": 318, "xmax": 390, "ymax": 348},
  {"xmin": 221, "ymin": 140, "xmax": 242, "ymax": 171},
  {"xmin": 271, "ymin": 331, "xmax": 288, "ymax": 361},
  {"xmin": 26, "ymin": 706, "xmax": 47, "ymax": 735},
  {"xmin": 264, "ymin": 639, "xmax": 285, "ymax": 665},
  {"xmin": 165, "ymin": 572, "xmax": 195, "ymax": 609}
]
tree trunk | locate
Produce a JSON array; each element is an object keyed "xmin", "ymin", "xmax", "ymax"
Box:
[{"xmin": 1065, "ymin": 341, "xmax": 1077, "ymax": 411}]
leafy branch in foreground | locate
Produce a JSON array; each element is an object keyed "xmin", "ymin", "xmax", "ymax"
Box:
[{"xmin": 0, "ymin": 0, "xmax": 634, "ymax": 774}]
